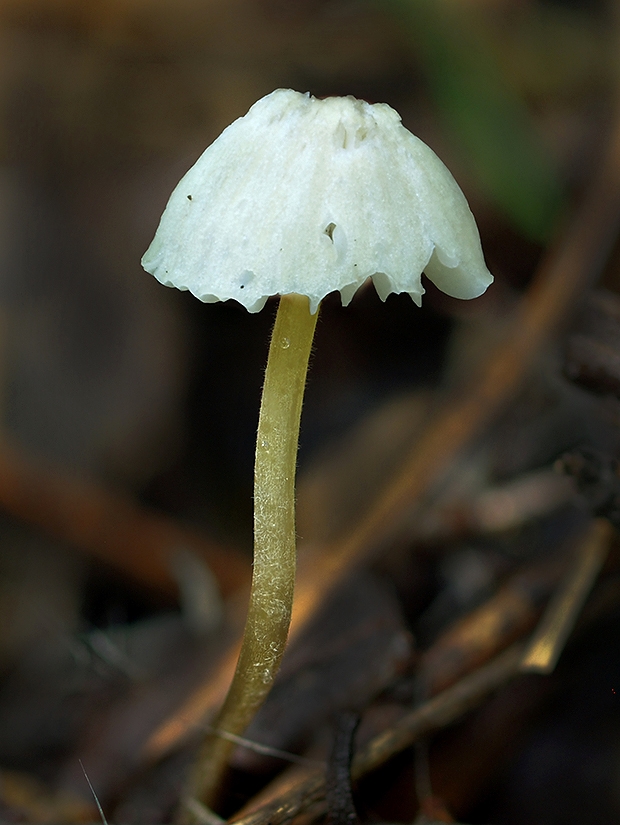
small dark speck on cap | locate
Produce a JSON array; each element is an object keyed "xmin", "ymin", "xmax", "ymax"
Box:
[{"xmin": 187, "ymin": 194, "xmax": 193, "ymax": 200}]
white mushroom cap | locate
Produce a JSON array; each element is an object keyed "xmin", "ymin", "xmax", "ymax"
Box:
[{"xmin": 142, "ymin": 89, "xmax": 493, "ymax": 313}]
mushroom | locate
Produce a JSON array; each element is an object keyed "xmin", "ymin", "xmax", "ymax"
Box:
[{"xmin": 142, "ymin": 88, "xmax": 493, "ymax": 815}]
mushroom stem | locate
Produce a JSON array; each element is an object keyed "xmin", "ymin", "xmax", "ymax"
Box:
[{"xmin": 181, "ymin": 293, "xmax": 319, "ymax": 816}]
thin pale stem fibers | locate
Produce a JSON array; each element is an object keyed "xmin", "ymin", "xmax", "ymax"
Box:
[{"xmin": 180, "ymin": 293, "xmax": 319, "ymax": 818}]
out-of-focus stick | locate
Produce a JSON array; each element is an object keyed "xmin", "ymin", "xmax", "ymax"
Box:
[{"xmin": 521, "ymin": 518, "xmax": 613, "ymax": 674}]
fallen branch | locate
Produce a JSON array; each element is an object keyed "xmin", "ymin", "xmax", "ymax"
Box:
[
  {"xmin": 0, "ymin": 440, "xmax": 250, "ymax": 598},
  {"xmin": 231, "ymin": 645, "xmax": 525, "ymax": 825}
]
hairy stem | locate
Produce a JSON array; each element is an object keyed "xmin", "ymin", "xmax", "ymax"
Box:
[{"xmin": 180, "ymin": 293, "xmax": 319, "ymax": 817}]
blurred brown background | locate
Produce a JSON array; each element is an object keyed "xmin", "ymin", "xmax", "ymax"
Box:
[{"xmin": 0, "ymin": 1, "xmax": 618, "ymax": 823}]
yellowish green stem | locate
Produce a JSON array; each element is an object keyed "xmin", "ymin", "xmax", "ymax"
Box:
[{"xmin": 180, "ymin": 293, "xmax": 319, "ymax": 817}]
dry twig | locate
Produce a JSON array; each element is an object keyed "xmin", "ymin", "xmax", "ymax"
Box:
[
  {"xmin": 521, "ymin": 518, "xmax": 613, "ymax": 674},
  {"xmin": 0, "ymin": 440, "xmax": 249, "ymax": 598},
  {"xmin": 230, "ymin": 645, "xmax": 525, "ymax": 825}
]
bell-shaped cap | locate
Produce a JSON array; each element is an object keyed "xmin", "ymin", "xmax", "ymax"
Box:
[{"xmin": 142, "ymin": 89, "xmax": 493, "ymax": 313}]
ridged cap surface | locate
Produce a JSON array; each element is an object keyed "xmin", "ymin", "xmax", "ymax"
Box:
[{"xmin": 143, "ymin": 89, "xmax": 493, "ymax": 313}]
